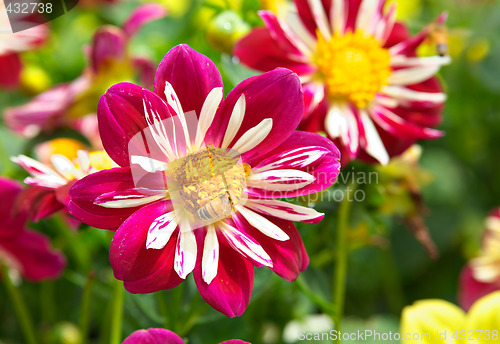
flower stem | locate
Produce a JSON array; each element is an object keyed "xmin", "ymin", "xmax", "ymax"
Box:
[
  {"xmin": 1, "ymin": 264, "xmax": 38, "ymax": 344},
  {"xmin": 109, "ymin": 279, "xmax": 124, "ymax": 344},
  {"xmin": 79, "ymin": 271, "xmax": 96, "ymax": 344},
  {"xmin": 332, "ymin": 183, "xmax": 356, "ymax": 338}
]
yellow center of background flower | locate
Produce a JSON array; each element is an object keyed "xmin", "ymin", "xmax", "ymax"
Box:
[{"xmin": 315, "ymin": 30, "xmax": 392, "ymax": 109}]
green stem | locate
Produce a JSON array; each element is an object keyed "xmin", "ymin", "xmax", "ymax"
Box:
[
  {"xmin": 1, "ymin": 265, "xmax": 38, "ymax": 344},
  {"xmin": 109, "ymin": 280, "xmax": 124, "ymax": 344},
  {"xmin": 79, "ymin": 271, "xmax": 96, "ymax": 344},
  {"xmin": 332, "ymin": 183, "xmax": 356, "ymax": 340}
]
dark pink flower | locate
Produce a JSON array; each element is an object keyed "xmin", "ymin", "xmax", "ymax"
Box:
[
  {"xmin": 122, "ymin": 328, "xmax": 250, "ymax": 344},
  {"xmin": 4, "ymin": 4, "xmax": 166, "ymax": 139},
  {"xmin": 0, "ymin": 11, "xmax": 47, "ymax": 89},
  {"xmin": 235, "ymin": 0, "xmax": 449, "ymax": 166},
  {"xmin": 69, "ymin": 44, "xmax": 340, "ymax": 317},
  {"xmin": 459, "ymin": 208, "xmax": 500, "ymax": 310},
  {"xmin": 0, "ymin": 177, "xmax": 65, "ymax": 281}
]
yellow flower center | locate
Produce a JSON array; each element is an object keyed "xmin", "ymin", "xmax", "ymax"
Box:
[
  {"xmin": 314, "ymin": 30, "xmax": 392, "ymax": 108},
  {"xmin": 166, "ymin": 146, "xmax": 249, "ymax": 224}
]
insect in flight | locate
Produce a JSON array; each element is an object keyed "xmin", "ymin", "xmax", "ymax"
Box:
[{"xmin": 427, "ymin": 18, "xmax": 449, "ymax": 57}]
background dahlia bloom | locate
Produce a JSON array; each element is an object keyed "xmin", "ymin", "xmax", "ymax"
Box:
[
  {"xmin": 69, "ymin": 44, "xmax": 340, "ymax": 317},
  {"xmin": 459, "ymin": 208, "xmax": 500, "ymax": 310},
  {"xmin": 0, "ymin": 177, "xmax": 65, "ymax": 281},
  {"xmin": 122, "ymin": 328, "xmax": 250, "ymax": 344},
  {"xmin": 4, "ymin": 4, "xmax": 166, "ymax": 138},
  {"xmin": 12, "ymin": 150, "xmax": 115, "ymax": 223},
  {"xmin": 0, "ymin": 6, "xmax": 47, "ymax": 89},
  {"xmin": 235, "ymin": 0, "xmax": 450, "ymax": 165}
]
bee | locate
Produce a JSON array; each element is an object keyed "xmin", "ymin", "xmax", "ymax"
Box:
[
  {"xmin": 427, "ymin": 18, "xmax": 448, "ymax": 57},
  {"xmin": 196, "ymin": 191, "xmax": 240, "ymax": 222}
]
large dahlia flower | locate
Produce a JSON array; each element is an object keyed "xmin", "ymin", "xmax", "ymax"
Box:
[
  {"xmin": 235, "ymin": 0, "xmax": 450, "ymax": 165},
  {"xmin": 69, "ymin": 44, "xmax": 340, "ymax": 317}
]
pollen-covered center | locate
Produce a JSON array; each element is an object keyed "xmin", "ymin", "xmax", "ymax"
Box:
[
  {"xmin": 315, "ymin": 30, "xmax": 392, "ymax": 109},
  {"xmin": 166, "ymin": 146, "xmax": 248, "ymax": 226}
]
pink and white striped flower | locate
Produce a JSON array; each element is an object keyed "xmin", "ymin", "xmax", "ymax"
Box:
[
  {"xmin": 12, "ymin": 150, "xmax": 115, "ymax": 222},
  {"xmin": 235, "ymin": 0, "xmax": 450, "ymax": 166},
  {"xmin": 69, "ymin": 44, "xmax": 341, "ymax": 317}
]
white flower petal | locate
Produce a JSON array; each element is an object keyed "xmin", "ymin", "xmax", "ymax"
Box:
[
  {"xmin": 390, "ymin": 55, "xmax": 451, "ymax": 68},
  {"xmin": 231, "ymin": 118, "xmax": 273, "ymax": 154},
  {"xmin": 284, "ymin": 9, "xmax": 316, "ymax": 55},
  {"xmin": 202, "ymin": 225, "xmax": 219, "ymax": 284},
  {"xmin": 388, "ymin": 65, "xmax": 442, "ymax": 86},
  {"xmin": 174, "ymin": 225, "xmax": 197, "ymax": 279},
  {"xmin": 235, "ymin": 205, "xmax": 290, "ymax": 241},
  {"xmin": 330, "ymin": 0, "xmax": 346, "ymax": 34},
  {"xmin": 142, "ymin": 99, "xmax": 177, "ymax": 161},
  {"xmin": 12, "ymin": 155, "xmax": 67, "ymax": 187},
  {"xmin": 355, "ymin": 0, "xmax": 379, "ymax": 33},
  {"xmin": 146, "ymin": 211, "xmax": 178, "ymax": 249},
  {"xmin": 96, "ymin": 194, "xmax": 165, "ymax": 208},
  {"xmin": 359, "ymin": 110, "xmax": 389, "ymax": 165},
  {"xmin": 245, "ymin": 199, "xmax": 324, "ymax": 223},
  {"xmin": 219, "ymin": 221, "xmax": 273, "ymax": 267},
  {"xmin": 382, "ymin": 85, "xmax": 446, "ymax": 104},
  {"xmin": 221, "ymin": 95, "xmax": 246, "ymax": 148},
  {"xmin": 307, "ymin": 0, "xmax": 331, "ymax": 39},
  {"xmin": 164, "ymin": 81, "xmax": 192, "ymax": 151},
  {"xmin": 195, "ymin": 87, "xmax": 224, "ymax": 148},
  {"xmin": 130, "ymin": 155, "xmax": 168, "ymax": 173}
]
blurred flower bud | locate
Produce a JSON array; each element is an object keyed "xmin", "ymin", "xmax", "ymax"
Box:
[{"xmin": 207, "ymin": 10, "xmax": 250, "ymax": 54}]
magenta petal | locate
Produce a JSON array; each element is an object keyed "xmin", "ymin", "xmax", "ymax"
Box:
[
  {"xmin": 0, "ymin": 178, "xmax": 26, "ymax": 237},
  {"xmin": 233, "ymin": 212, "xmax": 308, "ymax": 282},
  {"xmin": 0, "ymin": 229, "xmax": 65, "ymax": 281},
  {"xmin": 90, "ymin": 27, "xmax": 128, "ymax": 73},
  {"xmin": 97, "ymin": 83, "xmax": 172, "ymax": 167},
  {"xmin": 122, "ymin": 328, "xmax": 184, "ymax": 344},
  {"xmin": 109, "ymin": 201, "xmax": 182, "ymax": 289},
  {"xmin": 458, "ymin": 265, "xmax": 500, "ymax": 311},
  {"xmin": 153, "ymin": 44, "xmax": 223, "ymax": 115},
  {"xmin": 69, "ymin": 167, "xmax": 145, "ymax": 230},
  {"xmin": 259, "ymin": 11, "xmax": 307, "ymax": 58},
  {"xmin": 17, "ymin": 186, "xmax": 64, "ymax": 222},
  {"xmin": 234, "ymin": 27, "xmax": 315, "ymax": 76},
  {"xmin": 371, "ymin": 107, "xmax": 443, "ymax": 140},
  {"xmin": 194, "ymin": 234, "xmax": 254, "ymax": 318},
  {"xmin": 0, "ymin": 53, "xmax": 22, "ymax": 89},
  {"xmin": 4, "ymin": 83, "xmax": 73, "ymax": 137},
  {"xmin": 206, "ymin": 68, "xmax": 303, "ymax": 161},
  {"xmin": 248, "ymin": 131, "xmax": 340, "ymax": 198},
  {"xmin": 123, "ymin": 4, "xmax": 167, "ymax": 38}
]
